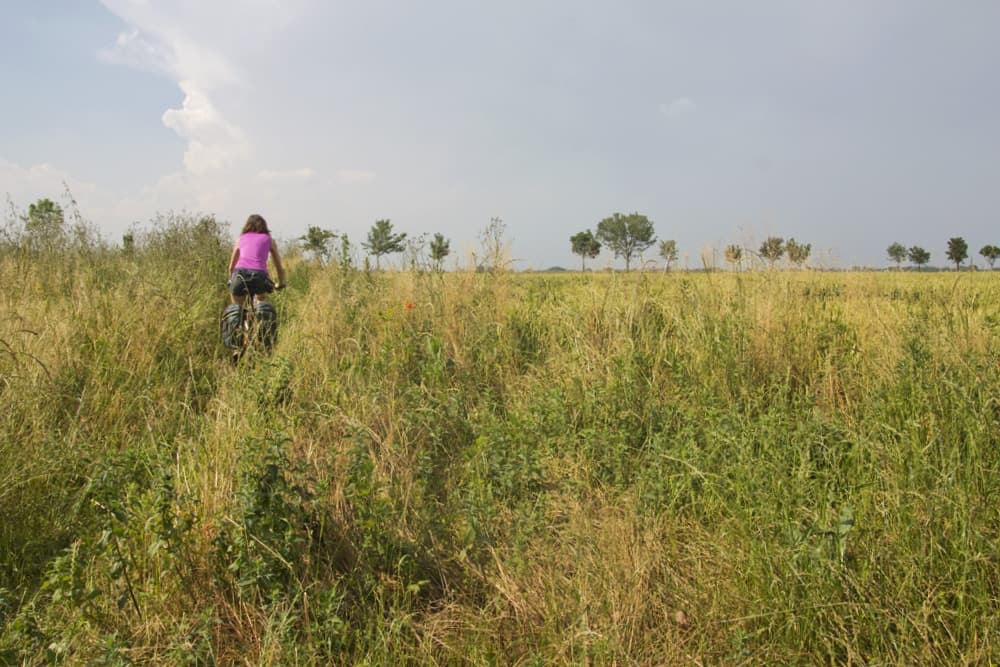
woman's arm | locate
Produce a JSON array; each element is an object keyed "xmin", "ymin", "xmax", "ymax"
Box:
[
  {"xmin": 270, "ymin": 238, "xmax": 286, "ymax": 286},
  {"xmin": 228, "ymin": 243, "xmax": 240, "ymax": 274}
]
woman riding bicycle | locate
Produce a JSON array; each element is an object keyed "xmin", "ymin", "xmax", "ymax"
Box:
[{"xmin": 228, "ymin": 213, "xmax": 286, "ymax": 305}]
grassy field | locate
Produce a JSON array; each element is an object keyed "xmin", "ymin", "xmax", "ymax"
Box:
[{"xmin": 1, "ymin": 216, "xmax": 998, "ymax": 664}]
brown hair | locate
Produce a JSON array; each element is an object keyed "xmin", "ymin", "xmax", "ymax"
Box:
[{"xmin": 242, "ymin": 214, "xmax": 270, "ymax": 235}]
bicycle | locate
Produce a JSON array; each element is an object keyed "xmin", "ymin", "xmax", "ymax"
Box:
[{"xmin": 221, "ymin": 278, "xmax": 284, "ymax": 363}]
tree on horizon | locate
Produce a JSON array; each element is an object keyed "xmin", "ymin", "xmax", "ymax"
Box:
[
  {"xmin": 786, "ymin": 238, "xmax": 812, "ymax": 268},
  {"xmin": 946, "ymin": 237, "xmax": 968, "ymax": 271},
  {"xmin": 908, "ymin": 245, "xmax": 930, "ymax": 271},
  {"xmin": 980, "ymin": 244, "xmax": 1000, "ymax": 269},
  {"xmin": 299, "ymin": 225, "xmax": 337, "ymax": 263},
  {"xmin": 24, "ymin": 198, "xmax": 65, "ymax": 251},
  {"xmin": 658, "ymin": 239, "xmax": 678, "ymax": 272},
  {"xmin": 887, "ymin": 242, "xmax": 907, "ymax": 270},
  {"xmin": 725, "ymin": 244, "xmax": 743, "ymax": 271},
  {"xmin": 363, "ymin": 219, "xmax": 407, "ymax": 270},
  {"xmin": 570, "ymin": 229, "xmax": 601, "ymax": 271},
  {"xmin": 759, "ymin": 236, "xmax": 785, "ymax": 268},
  {"xmin": 430, "ymin": 233, "xmax": 451, "ymax": 270},
  {"xmin": 595, "ymin": 212, "xmax": 656, "ymax": 272}
]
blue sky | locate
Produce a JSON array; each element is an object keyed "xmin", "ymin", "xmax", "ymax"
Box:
[{"xmin": 2, "ymin": 1, "xmax": 999, "ymax": 268}]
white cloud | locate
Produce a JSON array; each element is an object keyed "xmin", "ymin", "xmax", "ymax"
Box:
[
  {"xmin": 335, "ymin": 169, "xmax": 376, "ymax": 185},
  {"xmin": 257, "ymin": 168, "xmax": 316, "ymax": 182},
  {"xmin": 1, "ymin": 156, "xmax": 243, "ymax": 238},
  {"xmin": 659, "ymin": 97, "xmax": 697, "ymax": 118},
  {"xmin": 97, "ymin": 29, "xmax": 173, "ymax": 77},
  {"xmin": 97, "ymin": 1, "xmax": 306, "ymax": 175},
  {"xmin": 162, "ymin": 81, "xmax": 250, "ymax": 174},
  {"xmin": 97, "ymin": 1, "xmax": 247, "ymax": 88},
  {"xmin": 1, "ymin": 159, "xmax": 71, "ymax": 191},
  {"xmin": 0, "ymin": 159, "xmax": 103, "ymax": 216}
]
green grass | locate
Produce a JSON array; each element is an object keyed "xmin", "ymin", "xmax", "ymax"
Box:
[{"xmin": 1, "ymin": 218, "xmax": 998, "ymax": 664}]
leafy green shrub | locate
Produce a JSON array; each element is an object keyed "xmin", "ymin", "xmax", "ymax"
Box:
[{"xmin": 214, "ymin": 437, "xmax": 324, "ymax": 606}]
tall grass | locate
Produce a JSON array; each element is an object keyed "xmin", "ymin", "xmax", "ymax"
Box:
[{"xmin": 1, "ymin": 219, "xmax": 998, "ymax": 664}]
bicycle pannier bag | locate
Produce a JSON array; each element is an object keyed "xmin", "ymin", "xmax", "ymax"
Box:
[
  {"xmin": 254, "ymin": 301, "xmax": 278, "ymax": 349},
  {"xmin": 221, "ymin": 304, "xmax": 244, "ymax": 349}
]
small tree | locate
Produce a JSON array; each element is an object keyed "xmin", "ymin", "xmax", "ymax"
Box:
[
  {"xmin": 363, "ymin": 219, "xmax": 406, "ymax": 270},
  {"xmin": 759, "ymin": 236, "xmax": 785, "ymax": 267},
  {"xmin": 24, "ymin": 198, "xmax": 65, "ymax": 250},
  {"xmin": 570, "ymin": 230, "xmax": 601, "ymax": 271},
  {"xmin": 980, "ymin": 244, "xmax": 999, "ymax": 269},
  {"xmin": 946, "ymin": 237, "xmax": 968, "ymax": 271},
  {"xmin": 908, "ymin": 245, "xmax": 930, "ymax": 271},
  {"xmin": 595, "ymin": 212, "xmax": 656, "ymax": 272},
  {"xmin": 658, "ymin": 239, "xmax": 679, "ymax": 272},
  {"xmin": 887, "ymin": 242, "xmax": 907, "ymax": 270},
  {"xmin": 299, "ymin": 225, "xmax": 337, "ymax": 263},
  {"xmin": 338, "ymin": 234, "xmax": 355, "ymax": 270},
  {"xmin": 430, "ymin": 233, "xmax": 451, "ymax": 270},
  {"xmin": 786, "ymin": 238, "xmax": 812, "ymax": 268},
  {"xmin": 724, "ymin": 244, "xmax": 743, "ymax": 270}
]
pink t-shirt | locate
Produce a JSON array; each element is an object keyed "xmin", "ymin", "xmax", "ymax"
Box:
[{"xmin": 234, "ymin": 232, "xmax": 271, "ymax": 272}]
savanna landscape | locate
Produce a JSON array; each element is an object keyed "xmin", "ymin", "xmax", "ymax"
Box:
[{"xmin": 1, "ymin": 212, "xmax": 999, "ymax": 665}]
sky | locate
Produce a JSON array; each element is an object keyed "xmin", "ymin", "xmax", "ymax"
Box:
[{"xmin": 2, "ymin": 1, "xmax": 999, "ymax": 269}]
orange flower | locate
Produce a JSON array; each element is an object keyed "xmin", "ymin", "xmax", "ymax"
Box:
[{"xmin": 405, "ymin": 302, "xmax": 414, "ymax": 310}]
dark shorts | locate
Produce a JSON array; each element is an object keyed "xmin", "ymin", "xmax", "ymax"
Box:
[{"xmin": 230, "ymin": 269, "xmax": 275, "ymax": 296}]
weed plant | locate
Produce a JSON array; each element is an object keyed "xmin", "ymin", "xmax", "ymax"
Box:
[{"xmin": 0, "ymin": 217, "xmax": 998, "ymax": 664}]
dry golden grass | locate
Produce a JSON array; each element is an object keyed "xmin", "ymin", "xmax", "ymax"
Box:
[{"xmin": 2, "ymin": 223, "xmax": 999, "ymax": 664}]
